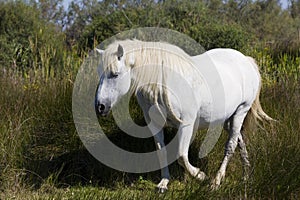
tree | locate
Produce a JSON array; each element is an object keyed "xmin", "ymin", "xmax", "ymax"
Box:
[
  {"xmin": 64, "ymin": 0, "xmax": 104, "ymax": 48},
  {"xmin": 34, "ymin": 0, "xmax": 65, "ymax": 25},
  {"xmin": 290, "ymin": 0, "xmax": 299, "ymax": 18}
]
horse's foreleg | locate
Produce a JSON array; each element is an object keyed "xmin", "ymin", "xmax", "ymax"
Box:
[
  {"xmin": 153, "ymin": 130, "xmax": 170, "ymax": 193},
  {"xmin": 177, "ymin": 123, "xmax": 206, "ymax": 181},
  {"xmin": 136, "ymin": 94, "xmax": 170, "ymax": 193}
]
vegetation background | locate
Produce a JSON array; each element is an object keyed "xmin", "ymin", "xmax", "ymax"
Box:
[{"xmin": 0, "ymin": 0, "xmax": 299, "ymax": 199}]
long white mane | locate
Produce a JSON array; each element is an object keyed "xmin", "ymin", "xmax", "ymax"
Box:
[{"xmin": 103, "ymin": 40, "xmax": 199, "ymax": 121}]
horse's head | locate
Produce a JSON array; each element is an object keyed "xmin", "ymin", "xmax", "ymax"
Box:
[{"xmin": 95, "ymin": 44, "xmax": 132, "ymax": 116}]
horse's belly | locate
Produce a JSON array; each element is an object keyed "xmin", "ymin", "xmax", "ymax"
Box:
[
  {"xmin": 196, "ymin": 108, "xmax": 234, "ymax": 129},
  {"xmin": 196, "ymin": 86, "xmax": 242, "ymax": 129}
]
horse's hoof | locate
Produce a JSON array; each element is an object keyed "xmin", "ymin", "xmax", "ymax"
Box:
[
  {"xmin": 157, "ymin": 178, "xmax": 169, "ymax": 193},
  {"xmin": 196, "ymin": 171, "xmax": 207, "ymax": 181},
  {"xmin": 210, "ymin": 183, "xmax": 219, "ymax": 191},
  {"xmin": 157, "ymin": 187, "xmax": 167, "ymax": 193},
  {"xmin": 210, "ymin": 179, "xmax": 221, "ymax": 191}
]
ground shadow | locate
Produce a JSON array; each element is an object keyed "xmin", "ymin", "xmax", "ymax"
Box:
[{"xmin": 25, "ymin": 127, "xmax": 208, "ymax": 189}]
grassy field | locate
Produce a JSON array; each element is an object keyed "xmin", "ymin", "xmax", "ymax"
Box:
[{"xmin": 0, "ymin": 51, "xmax": 300, "ymax": 199}]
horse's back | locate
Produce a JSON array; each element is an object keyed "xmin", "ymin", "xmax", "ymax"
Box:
[
  {"xmin": 192, "ymin": 49, "xmax": 260, "ymax": 123},
  {"xmin": 196, "ymin": 48, "xmax": 260, "ymax": 100}
]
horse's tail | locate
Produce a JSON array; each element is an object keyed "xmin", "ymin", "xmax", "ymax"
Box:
[{"xmin": 244, "ymin": 57, "xmax": 275, "ymax": 131}]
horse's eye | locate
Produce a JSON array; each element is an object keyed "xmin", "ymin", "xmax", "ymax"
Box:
[
  {"xmin": 112, "ymin": 73, "xmax": 119, "ymax": 78},
  {"xmin": 108, "ymin": 72, "xmax": 119, "ymax": 79}
]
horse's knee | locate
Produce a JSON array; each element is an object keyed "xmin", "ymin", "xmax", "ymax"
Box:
[
  {"xmin": 177, "ymin": 156, "xmax": 192, "ymax": 170},
  {"xmin": 177, "ymin": 156, "xmax": 184, "ymax": 167}
]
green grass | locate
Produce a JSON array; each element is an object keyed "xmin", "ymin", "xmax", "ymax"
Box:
[{"xmin": 0, "ymin": 52, "xmax": 300, "ymax": 199}]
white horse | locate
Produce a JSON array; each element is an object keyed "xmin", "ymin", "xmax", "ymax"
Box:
[{"xmin": 95, "ymin": 39, "xmax": 272, "ymax": 192}]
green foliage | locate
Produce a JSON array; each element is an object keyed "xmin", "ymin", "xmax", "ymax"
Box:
[
  {"xmin": 0, "ymin": 1, "xmax": 40, "ymax": 69},
  {"xmin": 190, "ymin": 23, "xmax": 250, "ymax": 50},
  {"xmin": 79, "ymin": 0, "xmax": 250, "ymax": 52},
  {"xmin": 290, "ymin": 0, "xmax": 300, "ymax": 19},
  {"xmin": 246, "ymin": 79, "xmax": 300, "ymax": 198},
  {"xmin": 249, "ymin": 46, "xmax": 300, "ymax": 85},
  {"xmin": 0, "ymin": 1, "xmax": 75, "ymax": 79}
]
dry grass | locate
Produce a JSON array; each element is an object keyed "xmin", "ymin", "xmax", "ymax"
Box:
[{"xmin": 0, "ymin": 52, "xmax": 299, "ymax": 199}]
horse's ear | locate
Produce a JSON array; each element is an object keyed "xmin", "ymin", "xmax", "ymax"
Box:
[
  {"xmin": 129, "ymin": 54, "xmax": 135, "ymax": 66},
  {"xmin": 117, "ymin": 44, "xmax": 124, "ymax": 59},
  {"xmin": 96, "ymin": 48, "xmax": 104, "ymax": 55}
]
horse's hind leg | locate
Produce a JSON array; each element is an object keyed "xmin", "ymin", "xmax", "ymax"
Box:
[
  {"xmin": 237, "ymin": 133, "xmax": 250, "ymax": 181},
  {"xmin": 224, "ymin": 118, "xmax": 250, "ymax": 180},
  {"xmin": 212, "ymin": 104, "xmax": 251, "ymax": 189}
]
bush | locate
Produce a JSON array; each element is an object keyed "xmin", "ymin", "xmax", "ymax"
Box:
[
  {"xmin": 0, "ymin": 1, "xmax": 68, "ymax": 78},
  {"xmin": 190, "ymin": 23, "xmax": 250, "ymax": 51}
]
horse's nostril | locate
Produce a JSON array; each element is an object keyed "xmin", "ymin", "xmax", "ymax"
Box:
[{"xmin": 99, "ymin": 104, "xmax": 105, "ymax": 111}]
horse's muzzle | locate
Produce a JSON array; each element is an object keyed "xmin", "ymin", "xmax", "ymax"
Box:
[{"xmin": 95, "ymin": 102, "xmax": 111, "ymax": 117}]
